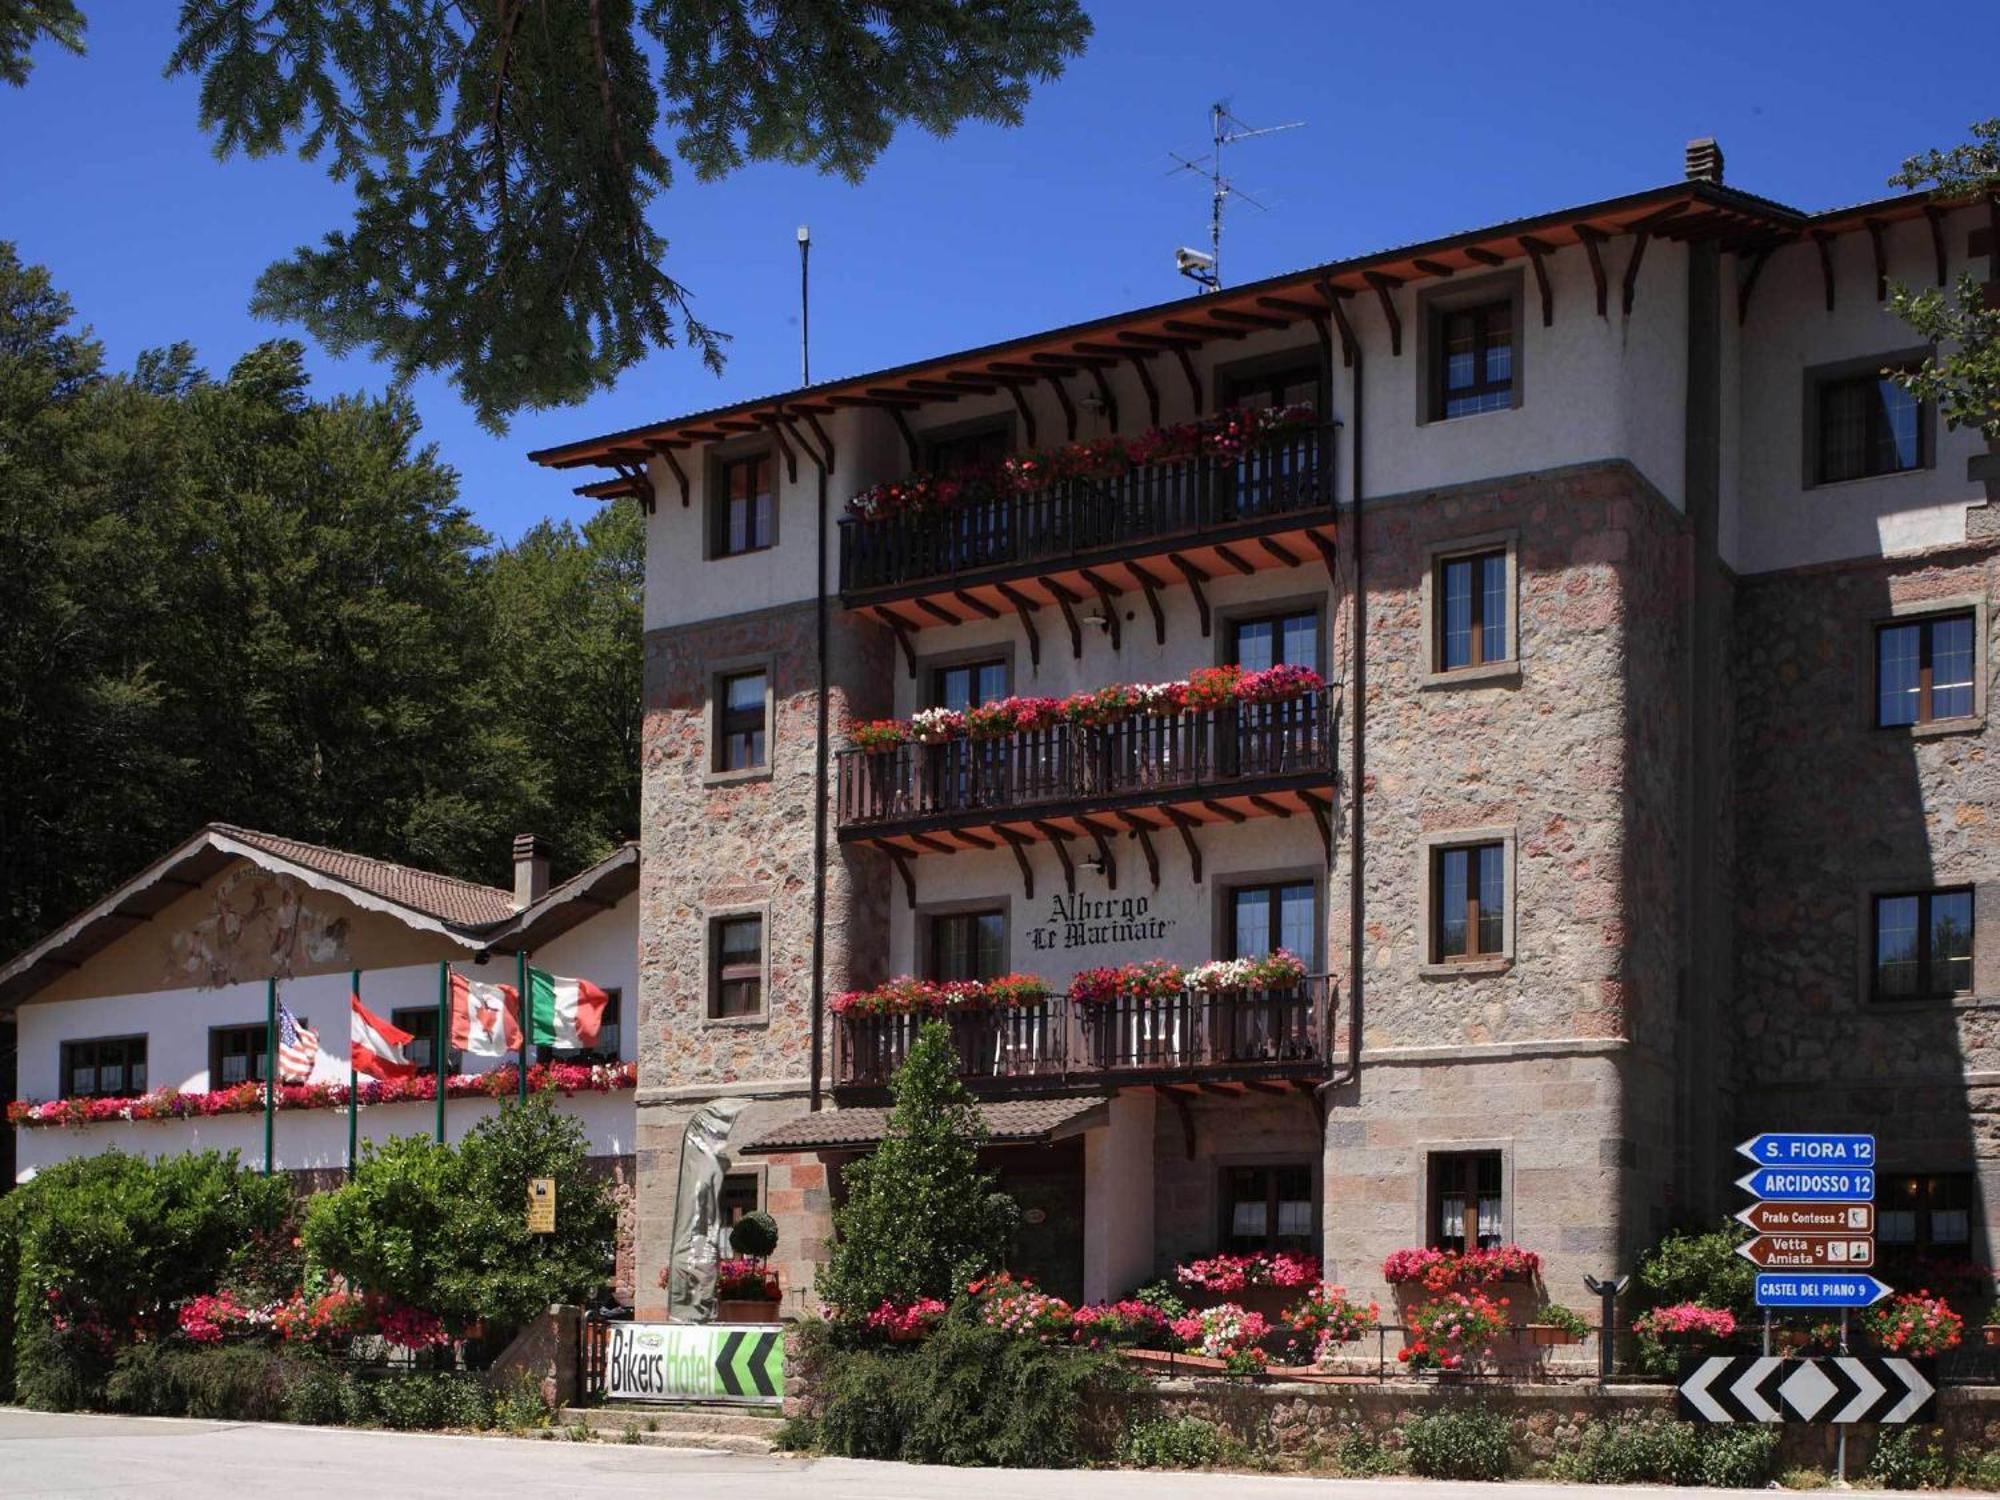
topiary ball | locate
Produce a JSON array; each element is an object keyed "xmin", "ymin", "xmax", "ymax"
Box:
[{"xmin": 729, "ymin": 1209, "xmax": 779, "ymax": 1259}]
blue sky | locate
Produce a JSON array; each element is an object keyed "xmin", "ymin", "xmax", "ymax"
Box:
[{"xmin": 0, "ymin": 3, "xmax": 1988, "ymax": 543}]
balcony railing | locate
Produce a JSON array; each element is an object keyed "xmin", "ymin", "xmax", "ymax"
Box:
[
  {"xmin": 837, "ymin": 423, "xmax": 1335, "ymax": 596},
  {"xmin": 831, "ymin": 975, "xmax": 1336, "ymax": 1090},
  {"xmin": 837, "ymin": 688, "xmax": 1336, "ymax": 831}
]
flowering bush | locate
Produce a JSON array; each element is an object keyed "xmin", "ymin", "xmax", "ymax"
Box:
[
  {"xmin": 270, "ymin": 1289, "xmax": 368, "ymax": 1348},
  {"xmin": 175, "ymin": 1291, "xmax": 270, "ymax": 1345},
  {"xmin": 1382, "ymin": 1244, "xmax": 1543, "ymax": 1293},
  {"xmin": 1862, "ymin": 1290, "xmax": 1964, "ymax": 1356},
  {"xmin": 977, "ymin": 1283, "xmax": 1076, "ymax": 1342},
  {"xmin": 717, "ymin": 1257, "xmax": 782, "ymax": 1300},
  {"xmin": 373, "ymin": 1299, "xmax": 450, "ymax": 1350},
  {"xmin": 7, "ymin": 1060, "xmax": 638, "ymax": 1129},
  {"xmin": 1068, "ymin": 1299, "xmax": 1175, "ymax": 1350},
  {"xmin": 844, "ymin": 403, "xmax": 1319, "ymax": 521},
  {"xmin": 1185, "ymin": 950, "xmax": 1307, "ymax": 992},
  {"xmin": 1171, "ymin": 1302, "xmax": 1272, "ymax": 1372},
  {"xmin": 863, "ymin": 1297, "xmax": 948, "ymax": 1340},
  {"xmin": 1069, "ymin": 960, "xmax": 1186, "ymax": 1007},
  {"xmin": 1400, "ymin": 1290, "xmax": 1510, "ymax": 1372},
  {"xmin": 1631, "ymin": 1302, "xmax": 1739, "ymax": 1339},
  {"xmin": 836, "ymin": 665, "xmax": 1325, "ymax": 755},
  {"xmin": 1176, "ymin": 1251, "xmax": 1322, "ymax": 1293},
  {"xmin": 830, "ymin": 973, "xmax": 1053, "ymax": 1017},
  {"xmin": 1282, "ymin": 1285, "xmax": 1380, "ymax": 1365}
]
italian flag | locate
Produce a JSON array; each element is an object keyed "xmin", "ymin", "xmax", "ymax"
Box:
[
  {"xmin": 528, "ymin": 968, "xmax": 610, "ymax": 1050},
  {"xmin": 449, "ymin": 972, "xmax": 523, "ymax": 1057},
  {"xmin": 351, "ymin": 994, "xmax": 416, "ymax": 1081}
]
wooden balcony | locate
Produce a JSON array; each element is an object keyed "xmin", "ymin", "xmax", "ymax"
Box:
[
  {"xmin": 836, "ymin": 425, "xmax": 1338, "ymax": 657},
  {"xmin": 835, "ymin": 690, "xmax": 1338, "ymax": 874},
  {"xmin": 831, "ymin": 976, "xmax": 1337, "ymax": 1093}
]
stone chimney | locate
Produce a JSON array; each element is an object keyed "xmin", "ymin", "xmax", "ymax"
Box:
[
  {"xmin": 1684, "ymin": 137, "xmax": 1724, "ymax": 185},
  {"xmin": 512, "ymin": 833, "xmax": 550, "ymax": 910}
]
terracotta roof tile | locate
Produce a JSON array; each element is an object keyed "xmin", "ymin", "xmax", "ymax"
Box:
[
  {"xmin": 742, "ymin": 1094, "xmax": 1111, "ymax": 1154},
  {"xmin": 212, "ymin": 824, "xmax": 518, "ymax": 928}
]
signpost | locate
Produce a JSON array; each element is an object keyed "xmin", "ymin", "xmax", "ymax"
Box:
[
  {"xmin": 1751, "ymin": 1273, "xmax": 1891, "ymax": 1309},
  {"xmin": 1736, "ymin": 1202, "xmax": 1874, "ymax": 1236},
  {"xmin": 1736, "ymin": 1236, "xmax": 1875, "ymax": 1270},
  {"xmin": 527, "ymin": 1178, "xmax": 556, "ymax": 1234},
  {"xmin": 1678, "ymin": 1356, "xmax": 1936, "ymax": 1425},
  {"xmin": 1737, "ymin": 1133, "xmax": 1876, "ymax": 1167},
  {"xmin": 605, "ymin": 1322, "xmax": 785, "ymax": 1405},
  {"xmin": 1735, "ymin": 1166, "xmax": 1876, "ymax": 1202}
]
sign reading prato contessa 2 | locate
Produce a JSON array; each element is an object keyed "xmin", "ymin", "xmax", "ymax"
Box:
[{"xmin": 605, "ymin": 1322, "xmax": 785, "ymax": 1405}]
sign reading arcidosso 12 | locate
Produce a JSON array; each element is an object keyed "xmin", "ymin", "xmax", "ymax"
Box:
[
  {"xmin": 1736, "ymin": 1167, "xmax": 1875, "ymax": 1202},
  {"xmin": 605, "ymin": 1322, "xmax": 785, "ymax": 1405},
  {"xmin": 1737, "ymin": 1133, "xmax": 1876, "ymax": 1167}
]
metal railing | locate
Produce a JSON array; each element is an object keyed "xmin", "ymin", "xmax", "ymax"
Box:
[
  {"xmin": 837, "ymin": 423, "xmax": 1336, "ymax": 595},
  {"xmin": 832, "ymin": 976, "xmax": 1336, "ymax": 1089},
  {"xmin": 836, "ymin": 690, "xmax": 1336, "ymax": 831}
]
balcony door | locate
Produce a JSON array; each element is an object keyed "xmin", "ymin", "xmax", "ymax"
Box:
[
  {"xmin": 928, "ymin": 657, "xmax": 1011, "ymax": 813},
  {"xmin": 1220, "ymin": 358, "xmax": 1323, "ymax": 518},
  {"xmin": 926, "ymin": 423, "xmax": 1014, "ymax": 570},
  {"xmin": 1224, "ymin": 880, "xmax": 1317, "ymax": 1063},
  {"xmin": 1226, "ymin": 607, "xmax": 1322, "ymax": 774}
]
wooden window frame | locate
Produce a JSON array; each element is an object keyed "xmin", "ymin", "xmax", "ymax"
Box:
[
  {"xmin": 1430, "ymin": 299, "xmax": 1515, "ymax": 420},
  {"xmin": 1870, "ymin": 887, "xmax": 1976, "ymax": 1002},
  {"xmin": 210, "ymin": 1022, "xmax": 271, "ymax": 1087},
  {"xmin": 1225, "ymin": 605, "xmax": 1324, "ymax": 675},
  {"xmin": 708, "ymin": 912, "xmax": 767, "ymax": 1022},
  {"xmin": 1875, "ymin": 610, "xmax": 1979, "ymax": 728},
  {"xmin": 1428, "ymin": 1149, "xmax": 1505, "ymax": 1252},
  {"xmin": 1434, "ymin": 548, "xmax": 1509, "ymax": 673},
  {"xmin": 709, "ymin": 450, "xmax": 776, "ymax": 558},
  {"xmin": 1876, "ymin": 1171, "xmax": 1974, "ymax": 1251},
  {"xmin": 1217, "ymin": 350, "xmax": 1327, "ymax": 415},
  {"xmin": 1224, "ymin": 878, "xmax": 1319, "ymax": 962},
  {"xmin": 1218, "ymin": 1160, "xmax": 1318, "ymax": 1255},
  {"xmin": 926, "ymin": 655, "xmax": 1012, "ymax": 712},
  {"xmin": 1420, "ymin": 830, "xmax": 1515, "ymax": 973},
  {"xmin": 59, "ymin": 1034, "xmax": 147, "ymax": 1100},
  {"xmin": 714, "ymin": 667, "xmax": 770, "ymax": 773},
  {"xmin": 390, "ymin": 1006, "xmax": 461, "ymax": 1074},
  {"xmin": 924, "ymin": 906, "xmax": 1008, "ymax": 984},
  {"xmin": 1811, "ymin": 367, "xmax": 1927, "ymax": 487},
  {"xmin": 922, "ymin": 417, "xmax": 1015, "ymax": 476}
]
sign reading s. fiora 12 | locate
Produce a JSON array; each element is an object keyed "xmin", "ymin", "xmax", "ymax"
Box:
[{"xmin": 606, "ymin": 1322, "xmax": 784, "ymax": 1405}]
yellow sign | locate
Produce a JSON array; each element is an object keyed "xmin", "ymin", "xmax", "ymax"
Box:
[{"xmin": 527, "ymin": 1177, "xmax": 556, "ymax": 1233}]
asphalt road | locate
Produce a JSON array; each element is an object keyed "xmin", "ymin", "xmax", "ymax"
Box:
[{"xmin": 0, "ymin": 1408, "xmax": 1946, "ymax": 1499}]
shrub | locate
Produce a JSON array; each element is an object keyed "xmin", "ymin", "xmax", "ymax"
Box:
[
  {"xmin": 1331, "ymin": 1430, "xmax": 1402, "ymax": 1476},
  {"xmin": 105, "ymin": 1344, "xmax": 294, "ymax": 1421},
  {"xmin": 1121, "ymin": 1415, "xmax": 1231, "ymax": 1469},
  {"xmin": 729, "ymin": 1210, "xmax": 779, "ymax": 1259},
  {"xmin": 1402, "ymin": 1405, "xmax": 1516, "ymax": 1481},
  {"xmin": 1637, "ymin": 1222, "xmax": 1756, "ymax": 1315},
  {"xmin": 897, "ymin": 1315, "xmax": 1136, "ymax": 1468},
  {"xmin": 8, "ymin": 1149, "xmax": 293, "ymax": 1409},
  {"xmin": 814, "ymin": 1345, "xmax": 908, "ymax": 1460},
  {"xmin": 303, "ymin": 1095, "xmax": 617, "ymax": 1339},
  {"xmin": 1550, "ymin": 1418, "xmax": 1702, "ymax": 1485},
  {"xmin": 369, "ymin": 1372, "xmax": 490, "ymax": 1431},
  {"xmin": 284, "ymin": 1362, "xmax": 350, "ymax": 1425},
  {"xmin": 1699, "ymin": 1425, "xmax": 1780, "ymax": 1489},
  {"xmin": 815, "ymin": 1023, "xmax": 1016, "ymax": 1324},
  {"xmin": 1778, "ymin": 1465, "xmax": 1831, "ymax": 1490},
  {"xmin": 1131, "ymin": 1280, "xmax": 1188, "ymax": 1322},
  {"xmin": 489, "ymin": 1373, "xmax": 555, "ymax": 1433},
  {"xmin": 1959, "ymin": 1447, "xmax": 2000, "ymax": 1491},
  {"xmin": 1868, "ymin": 1427, "xmax": 1954, "ymax": 1490}
]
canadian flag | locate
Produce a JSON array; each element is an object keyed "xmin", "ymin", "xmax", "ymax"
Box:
[
  {"xmin": 351, "ymin": 995, "xmax": 417, "ymax": 1081},
  {"xmin": 449, "ymin": 972, "xmax": 523, "ymax": 1058}
]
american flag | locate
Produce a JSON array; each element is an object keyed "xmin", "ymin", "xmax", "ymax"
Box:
[{"xmin": 277, "ymin": 1002, "xmax": 319, "ymax": 1084}]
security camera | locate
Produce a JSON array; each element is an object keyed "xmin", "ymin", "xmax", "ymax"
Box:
[{"xmin": 1175, "ymin": 246, "xmax": 1215, "ymax": 273}]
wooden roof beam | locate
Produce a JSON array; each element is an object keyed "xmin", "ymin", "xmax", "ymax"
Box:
[
  {"xmin": 1045, "ymin": 370, "xmax": 1078, "ymax": 441},
  {"xmin": 906, "ymin": 377, "xmax": 988, "ymax": 396},
  {"xmin": 1168, "ymin": 552, "xmax": 1211, "ymax": 636},
  {"xmin": 1033, "ymin": 822, "xmax": 1077, "ymax": 892},
  {"xmin": 1161, "ymin": 807, "xmax": 1204, "ymax": 884},
  {"xmin": 1256, "ymin": 295, "xmax": 1330, "ymax": 320},
  {"xmin": 1362, "ymin": 271, "xmax": 1403, "ymax": 356},
  {"xmin": 952, "ymin": 589, "xmax": 1000, "ymax": 621},
  {"xmin": 1518, "ymin": 235, "xmax": 1555, "ymax": 327},
  {"xmin": 1924, "ymin": 204, "xmax": 1948, "ymax": 287},
  {"xmin": 1737, "ymin": 245, "xmax": 1773, "ymax": 326},
  {"xmin": 646, "ymin": 442, "xmax": 691, "ymax": 507},
  {"xmin": 1164, "ymin": 318, "xmax": 1243, "ymax": 341},
  {"xmin": 1115, "ymin": 813, "xmax": 1161, "ymax": 888},
  {"xmin": 1572, "ymin": 223, "xmax": 1610, "ymax": 317},
  {"xmin": 1463, "ymin": 245, "xmax": 1506, "ymax": 267},
  {"xmin": 1125, "ymin": 558, "xmax": 1168, "ymax": 646},
  {"xmin": 1318, "ymin": 280, "xmax": 1359, "ymax": 369},
  {"xmin": 994, "ymin": 582, "xmax": 1043, "ymax": 670},
  {"xmin": 1814, "ymin": 231, "xmax": 1836, "ymax": 312},
  {"xmin": 1078, "ymin": 566, "xmax": 1122, "ymax": 651},
  {"xmin": 1126, "ymin": 350, "xmax": 1161, "ymax": 426},
  {"xmin": 1865, "ymin": 217, "xmax": 1889, "ymax": 302},
  {"xmin": 995, "ymin": 826, "xmax": 1035, "ymax": 901},
  {"xmin": 1209, "ymin": 306, "xmax": 1293, "ymax": 330},
  {"xmin": 1621, "ymin": 229, "xmax": 1650, "ymax": 317},
  {"xmin": 1115, "ymin": 331, "xmax": 1205, "ymax": 351},
  {"xmin": 1031, "ymin": 350, "xmax": 1122, "ymax": 369},
  {"xmin": 1412, "ymin": 257, "xmax": 1456, "ymax": 278},
  {"xmin": 1084, "ymin": 361, "xmax": 1119, "ymax": 430}
]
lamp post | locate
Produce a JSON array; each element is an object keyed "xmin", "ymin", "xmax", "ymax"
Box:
[{"xmin": 1583, "ymin": 1273, "xmax": 1629, "ymax": 1384}]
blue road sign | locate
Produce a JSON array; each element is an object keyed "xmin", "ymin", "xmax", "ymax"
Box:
[
  {"xmin": 1737, "ymin": 1133, "xmax": 1876, "ymax": 1167},
  {"xmin": 1737, "ymin": 1166, "xmax": 1875, "ymax": 1202},
  {"xmin": 1754, "ymin": 1273, "xmax": 1892, "ymax": 1309}
]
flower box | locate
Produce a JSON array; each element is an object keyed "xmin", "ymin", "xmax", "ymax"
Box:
[
  {"xmin": 1120, "ymin": 1347, "xmax": 1231, "ymax": 1375},
  {"xmin": 1525, "ymin": 1323, "xmax": 1584, "ymax": 1347},
  {"xmin": 716, "ymin": 1298, "xmax": 782, "ymax": 1325}
]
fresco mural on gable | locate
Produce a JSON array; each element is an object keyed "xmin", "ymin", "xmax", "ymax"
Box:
[{"xmin": 167, "ymin": 868, "xmax": 351, "ymax": 988}]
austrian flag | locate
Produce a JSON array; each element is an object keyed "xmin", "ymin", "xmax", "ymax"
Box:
[
  {"xmin": 529, "ymin": 968, "xmax": 610, "ymax": 1051},
  {"xmin": 350, "ymin": 995, "xmax": 416, "ymax": 1081},
  {"xmin": 449, "ymin": 972, "xmax": 523, "ymax": 1058}
]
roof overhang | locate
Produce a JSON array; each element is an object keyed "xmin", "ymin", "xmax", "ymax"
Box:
[
  {"xmin": 527, "ymin": 179, "xmax": 1943, "ymax": 502},
  {"xmin": 738, "ymin": 1093, "xmax": 1112, "ymax": 1154},
  {"xmin": 481, "ymin": 842, "xmax": 640, "ymax": 952}
]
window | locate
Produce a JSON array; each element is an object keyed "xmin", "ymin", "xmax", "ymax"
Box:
[
  {"xmin": 1433, "ymin": 842, "xmax": 1505, "ymax": 962},
  {"xmin": 719, "ymin": 1172, "xmax": 763, "ymax": 1228},
  {"xmin": 1222, "ymin": 1163, "xmax": 1315, "ymax": 1254},
  {"xmin": 928, "ymin": 909, "xmax": 1005, "ymax": 983},
  {"xmin": 1431, "ymin": 1151, "xmax": 1504, "ymax": 1251},
  {"xmin": 1816, "ymin": 369, "xmax": 1922, "ymax": 485},
  {"xmin": 60, "ymin": 1036, "xmax": 146, "ymax": 1099},
  {"xmin": 1229, "ymin": 609, "xmax": 1319, "ymax": 675},
  {"xmin": 1436, "ymin": 549, "xmax": 1509, "ymax": 671},
  {"xmin": 1878, "ymin": 1173, "xmax": 1973, "ymax": 1250},
  {"xmin": 713, "ymin": 452, "xmax": 774, "ymax": 557},
  {"xmin": 926, "ymin": 424, "xmax": 1012, "ymax": 475},
  {"xmin": 930, "ymin": 658, "xmax": 1009, "ymax": 712},
  {"xmin": 714, "ymin": 669, "xmax": 768, "ymax": 772},
  {"xmin": 1872, "ymin": 888, "xmax": 1974, "ymax": 1000},
  {"xmin": 1432, "ymin": 299, "xmax": 1513, "ymax": 419},
  {"xmin": 1228, "ymin": 881, "xmax": 1315, "ymax": 960},
  {"xmin": 1224, "ymin": 359, "xmax": 1322, "ymax": 413},
  {"xmin": 549, "ymin": 988, "xmax": 622, "ymax": 1064},
  {"xmin": 1877, "ymin": 613, "xmax": 1977, "ymax": 727},
  {"xmin": 711, "ymin": 914, "xmax": 765, "ymax": 1018},
  {"xmin": 211, "ymin": 1023, "xmax": 271, "ymax": 1086},
  {"xmin": 391, "ymin": 1007, "xmax": 459, "ymax": 1073}
]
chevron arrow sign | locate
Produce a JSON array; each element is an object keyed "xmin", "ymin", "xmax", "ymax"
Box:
[{"xmin": 1677, "ymin": 1356, "xmax": 1936, "ymax": 1424}]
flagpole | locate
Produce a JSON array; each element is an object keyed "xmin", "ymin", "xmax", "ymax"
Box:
[
  {"xmin": 435, "ymin": 959, "xmax": 448, "ymax": 1144},
  {"xmin": 348, "ymin": 969, "xmax": 360, "ymax": 1180},
  {"xmin": 517, "ymin": 950, "xmax": 530, "ymax": 1103},
  {"xmin": 263, "ymin": 976, "xmax": 278, "ymax": 1176}
]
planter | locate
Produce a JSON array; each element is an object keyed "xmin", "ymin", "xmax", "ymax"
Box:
[
  {"xmin": 1121, "ymin": 1347, "xmax": 1229, "ymax": 1374},
  {"xmin": 1525, "ymin": 1324, "xmax": 1584, "ymax": 1347},
  {"xmin": 715, "ymin": 1298, "xmax": 782, "ymax": 1324}
]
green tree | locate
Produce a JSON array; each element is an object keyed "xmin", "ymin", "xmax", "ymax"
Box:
[
  {"xmin": 302, "ymin": 1095, "xmax": 618, "ymax": 1334},
  {"xmin": 0, "ymin": 1, "xmax": 82, "ymax": 86},
  {"xmin": 1889, "ymin": 119, "xmax": 2000, "ymax": 439},
  {"xmin": 815, "ymin": 1021, "xmax": 1016, "ymax": 1321}
]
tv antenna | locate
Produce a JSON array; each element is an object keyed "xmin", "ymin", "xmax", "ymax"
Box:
[{"xmin": 1168, "ymin": 101, "xmax": 1304, "ymax": 292}]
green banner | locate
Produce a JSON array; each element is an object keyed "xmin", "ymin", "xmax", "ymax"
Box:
[{"xmin": 605, "ymin": 1322, "xmax": 784, "ymax": 1405}]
